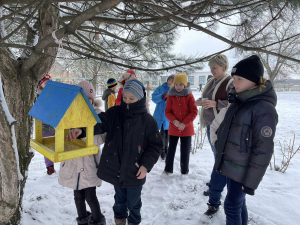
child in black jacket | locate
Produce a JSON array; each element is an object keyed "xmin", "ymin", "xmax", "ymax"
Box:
[
  {"xmin": 213, "ymin": 55, "xmax": 278, "ymax": 225},
  {"xmin": 67, "ymin": 79, "xmax": 163, "ymax": 225}
]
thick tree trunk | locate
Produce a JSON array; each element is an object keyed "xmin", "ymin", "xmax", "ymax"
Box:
[{"xmin": 0, "ymin": 4, "xmax": 58, "ymax": 225}]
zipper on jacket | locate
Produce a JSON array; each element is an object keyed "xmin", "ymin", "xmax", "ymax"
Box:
[
  {"xmin": 93, "ymin": 155, "xmax": 99, "ymax": 168},
  {"xmin": 62, "ymin": 162, "xmax": 66, "ymax": 167},
  {"xmin": 76, "ymin": 173, "xmax": 80, "ymax": 190}
]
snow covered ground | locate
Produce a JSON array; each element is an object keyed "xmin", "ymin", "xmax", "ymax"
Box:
[{"xmin": 20, "ymin": 91, "xmax": 300, "ymax": 225}]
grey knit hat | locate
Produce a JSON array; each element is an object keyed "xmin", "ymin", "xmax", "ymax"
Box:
[
  {"xmin": 123, "ymin": 80, "xmax": 145, "ymax": 100},
  {"xmin": 167, "ymin": 74, "xmax": 176, "ymax": 81}
]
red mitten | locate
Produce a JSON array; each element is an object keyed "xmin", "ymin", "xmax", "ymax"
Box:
[{"xmin": 162, "ymin": 92, "xmax": 168, "ymax": 100}]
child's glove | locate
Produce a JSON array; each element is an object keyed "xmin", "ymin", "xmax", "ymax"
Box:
[{"xmin": 162, "ymin": 92, "xmax": 168, "ymax": 100}]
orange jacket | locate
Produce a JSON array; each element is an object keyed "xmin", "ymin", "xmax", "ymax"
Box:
[{"xmin": 165, "ymin": 94, "xmax": 198, "ymax": 137}]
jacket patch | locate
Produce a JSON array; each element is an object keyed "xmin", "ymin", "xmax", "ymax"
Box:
[{"xmin": 261, "ymin": 126, "xmax": 272, "ymax": 137}]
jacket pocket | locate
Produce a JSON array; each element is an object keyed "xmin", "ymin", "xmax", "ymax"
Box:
[
  {"xmin": 99, "ymin": 153, "xmax": 120, "ymax": 178},
  {"xmin": 84, "ymin": 153, "xmax": 100, "ymax": 177},
  {"xmin": 59, "ymin": 161, "xmax": 76, "ymax": 179},
  {"xmin": 240, "ymin": 125, "xmax": 250, "ymax": 153}
]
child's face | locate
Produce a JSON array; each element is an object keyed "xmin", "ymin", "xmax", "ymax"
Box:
[
  {"xmin": 233, "ymin": 75, "xmax": 256, "ymax": 93},
  {"xmin": 175, "ymin": 82, "xmax": 185, "ymax": 92},
  {"xmin": 167, "ymin": 79, "xmax": 174, "ymax": 87},
  {"xmin": 123, "ymin": 91, "xmax": 138, "ymax": 104},
  {"xmin": 210, "ymin": 64, "xmax": 226, "ymax": 79},
  {"xmin": 111, "ymin": 85, "xmax": 118, "ymax": 91}
]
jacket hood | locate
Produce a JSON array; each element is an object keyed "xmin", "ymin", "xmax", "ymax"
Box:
[
  {"xmin": 94, "ymin": 99, "xmax": 102, "ymax": 109},
  {"xmin": 168, "ymin": 82, "xmax": 192, "ymax": 97},
  {"xmin": 102, "ymin": 88, "xmax": 115, "ymax": 100},
  {"xmin": 119, "ymin": 93, "xmax": 148, "ymax": 117},
  {"xmin": 234, "ymin": 80, "xmax": 277, "ymax": 107}
]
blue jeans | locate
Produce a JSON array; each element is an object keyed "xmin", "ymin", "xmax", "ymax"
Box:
[
  {"xmin": 207, "ymin": 125, "xmax": 227, "ymax": 208},
  {"xmin": 224, "ymin": 178, "xmax": 248, "ymax": 225},
  {"xmin": 206, "ymin": 125, "xmax": 216, "ymax": 156},
  {"xmin": 113, "ymin": 186, "xmax": 143, "ymax": 225},
  {"xmin": 208, "ymin": 161, "xmax": 227, "ymax": 208}
]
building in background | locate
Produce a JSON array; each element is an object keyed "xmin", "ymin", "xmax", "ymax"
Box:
[{"xmin": 160, "ymin": 71, "xmax": 212, "ymax": 89}]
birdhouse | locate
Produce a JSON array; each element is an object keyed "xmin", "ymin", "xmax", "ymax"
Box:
[{"xmin": 28, "ymin": 81, "xmax": 101, "ymax": 162}]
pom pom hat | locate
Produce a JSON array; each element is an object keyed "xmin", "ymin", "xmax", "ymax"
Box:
[
  {"xmin": 38, "ymin": 74, "xmax": 51, "ymax": 86},
  {"xmin": 78, "ymin": 80, "xmax": 96, "ymax": 104}
]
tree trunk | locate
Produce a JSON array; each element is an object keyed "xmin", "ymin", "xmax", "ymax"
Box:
[{"xmin": 0, "ymin": 4, "xmax": 58, "ymax": 224}]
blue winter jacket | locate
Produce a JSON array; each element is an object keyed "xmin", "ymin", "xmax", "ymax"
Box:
[{"xmin": 152, "ymin": 82, "xmax": 170, "ymax": 130}]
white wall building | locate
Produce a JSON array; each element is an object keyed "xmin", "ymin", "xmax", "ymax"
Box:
[{"xmin": 160, "ymin": 71, "xmax": 212, "ymax": 89}]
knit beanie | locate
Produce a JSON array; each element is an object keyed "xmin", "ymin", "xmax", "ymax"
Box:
[
  {"xmin": 123, "ymin": 79, "xmax": 145, "ymax": 100},
  {"xmin": 174, "ymin": 73, "xmax": 188, "ymax": 87},
  {"xmin": 231, "ymin": 55, "xmax": 264, "ymax": 84},
  {"xmin": 38, "ymin": 74, "xmax": 51, "ymax": 86},
  {"xmin": 167, "ymin": 74, "xmax": 175, "ymax": 81},
  {"xmin": 78, "ymin": 80, "xmax": 96, "ymax": 104},
  {"xmin": 107, "ymin": 78, "xmax": 117, "ymax": 88}
]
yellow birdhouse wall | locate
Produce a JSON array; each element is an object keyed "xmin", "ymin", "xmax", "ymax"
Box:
[{"xmin": 56, "ymin": 93, "xmax": 97, "ymax": 130}]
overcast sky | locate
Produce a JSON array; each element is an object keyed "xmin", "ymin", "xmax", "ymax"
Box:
[{"xmin": 172, "ymin": 27, "xmax": 239, "ymax": 72}]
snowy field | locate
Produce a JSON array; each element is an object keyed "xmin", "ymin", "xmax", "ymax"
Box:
[{"xmin": 20, "ymin": 91, "xmax": 300, "ymax": 225}]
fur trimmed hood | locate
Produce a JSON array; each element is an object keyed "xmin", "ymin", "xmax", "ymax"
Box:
[
  {"xmin": 94, "ymin": 99, "xmax": 102, "ymax": 113},
  {"xmin": 168, "ymin": 82, "xmax": 192, "ymax": 97}
]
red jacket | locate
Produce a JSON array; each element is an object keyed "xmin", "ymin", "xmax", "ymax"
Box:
[
  {"xmin": 116, "ymin": 88, "xmax": 123, "ymax": 105},
  {"xmin": 165, "ymin": 93, "xmax": 198, "ymax": 137}
]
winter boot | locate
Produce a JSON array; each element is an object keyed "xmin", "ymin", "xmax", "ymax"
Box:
[
  {"xmin": 161, "ymin": 150, "xmax": 166, "ymax": 160},
  {"xmin": 203, "ymin": 188, "xmax": 210, "ymax": 196},
  {"xmin": 46, "ymin": 165, "xmax": 55, "ymax": 175},
  {"xmin": 88, "ymin": 213, "xmax": 106, "ymax": 225},
  {"xmin": 204, "ymin": 203, "xmax": 219, "ymax": 218},
  {"xmin": 114, "ymin": 218, "xmax": 126, "ymax": 225},
  {"xmin": 76, "ymin": 212, "xmax": 92, "ymax": 225}
]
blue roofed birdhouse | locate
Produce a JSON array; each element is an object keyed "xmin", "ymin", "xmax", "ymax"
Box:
[{"xmin": 29, "ymin": 81, "xmax": 101, "ymax": 162}]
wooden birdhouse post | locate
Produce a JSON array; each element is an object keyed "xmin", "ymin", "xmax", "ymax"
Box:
[{"xmin": 29, "ymin": 81, "xmax": 101, "ymax": 162}]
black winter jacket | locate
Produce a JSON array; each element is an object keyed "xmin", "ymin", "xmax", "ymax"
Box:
[
  {"xmin": 215, "ymin": 81, "xmax": 278, "ymax": 193},
  {"xmin": 80, "ymin": 96, "xmax": 163, "ymax": 188}
]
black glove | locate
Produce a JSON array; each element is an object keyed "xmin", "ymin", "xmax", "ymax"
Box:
[
  {"xmin": 162, "ymin": 92, "xmax": 168, "ymax": 100},
  {"xmin": 243, "ymin": 186, "xmax": 255, "ymax": 195}
]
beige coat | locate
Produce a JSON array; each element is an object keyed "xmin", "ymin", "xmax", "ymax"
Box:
[
  {"xmin": 58, "ymin": 100, "xmax": 105, "ymax": 190},
  {"xmin": 210, "ymin": 106, "xmax": 228, "ymax": 146}
]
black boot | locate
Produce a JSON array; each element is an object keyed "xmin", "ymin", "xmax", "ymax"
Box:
[
  {"xmin": 88, "ymin": 213, "xmax": 106, "ymax": 225},
  {"xmin": 203, "ymin": 188, "xmax": 210, "ymax": 196},
  {"xmin": 204, "ymin": 203, "xmax": 219, "ymax": 218},
  {"xmin": 76, "ymin": 212, "xmax": 92, "ymax": 225},
  {"xmin": 161, "ymin": 150, "xmax": 166, "ymax": 160}
]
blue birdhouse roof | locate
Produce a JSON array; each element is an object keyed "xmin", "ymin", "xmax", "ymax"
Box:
[{"xmin": 29, "ymin": 81, "xmax": 101, "ymax": 128}]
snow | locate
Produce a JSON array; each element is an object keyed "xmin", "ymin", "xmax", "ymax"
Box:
[
  {"xmin": 20, "ymin": 91, "xmax": 300, "ymax": 225},
  {"xmin": 0, "ymin": 74, "xmax": 23, "ymax": 183}
]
